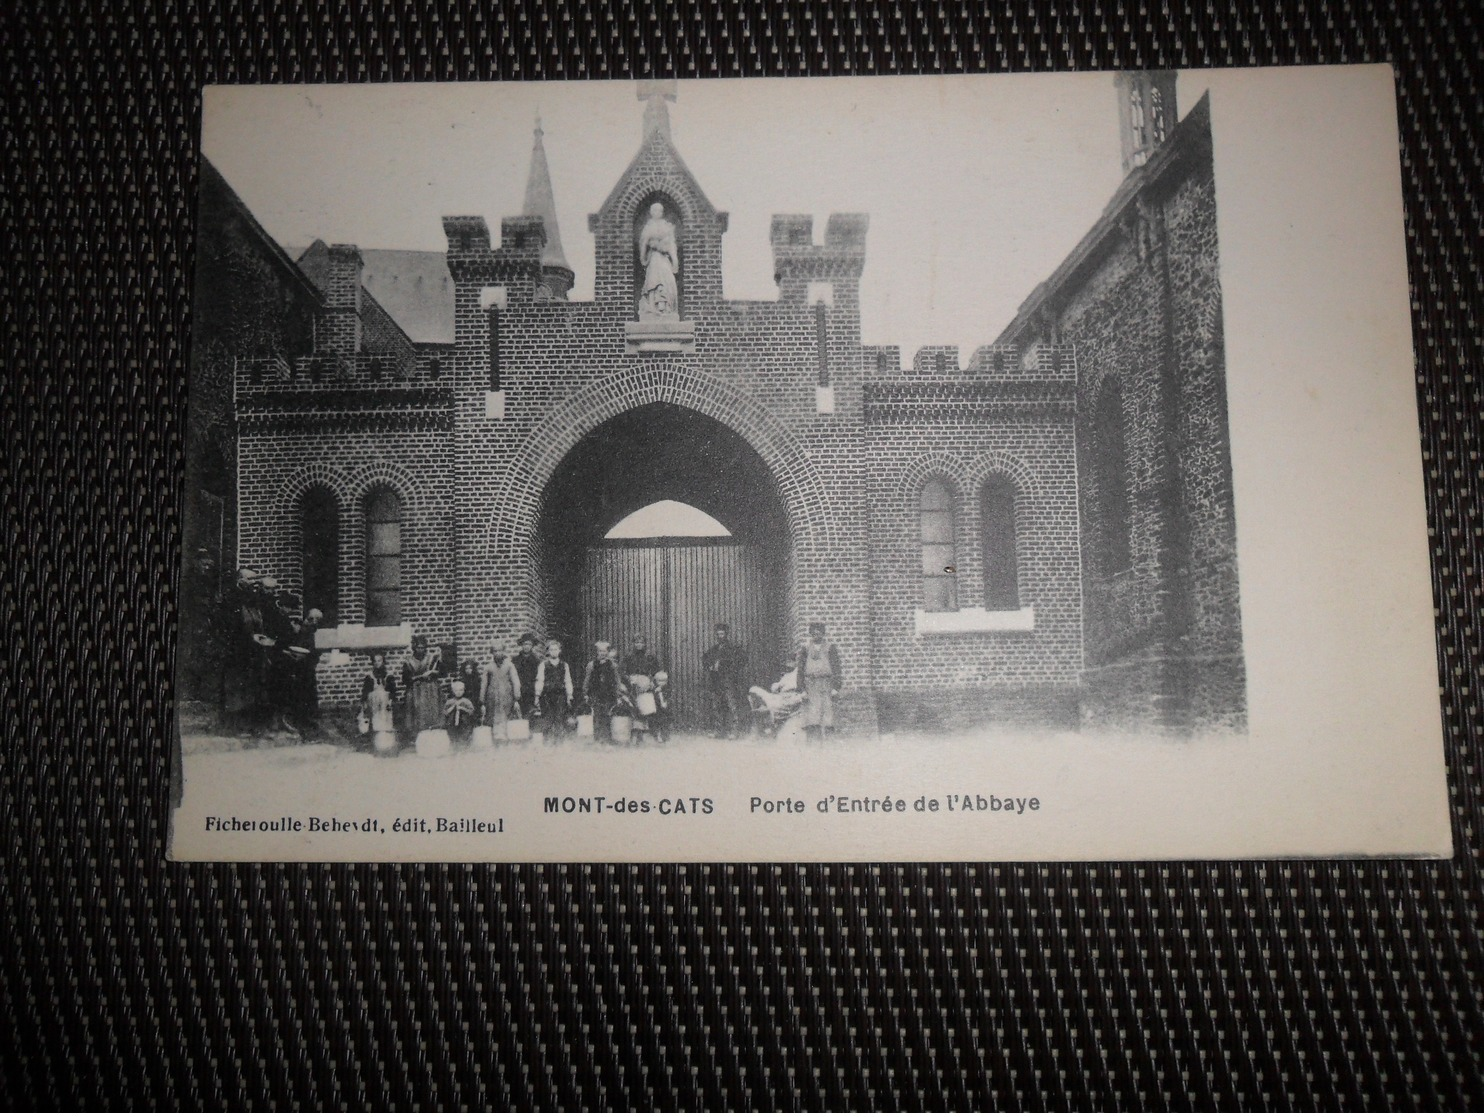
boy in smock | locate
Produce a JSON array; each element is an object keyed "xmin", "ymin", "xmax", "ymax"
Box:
[{"xmin": 534, "ymin": 639, "xmax": 575, "ymax": 743}]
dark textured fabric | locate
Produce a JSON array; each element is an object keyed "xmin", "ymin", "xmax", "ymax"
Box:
[{"xmin": 3, "ymin": 2, "xmax": 1481, "ymax": 1108}]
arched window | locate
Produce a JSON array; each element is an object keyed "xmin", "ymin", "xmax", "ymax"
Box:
[
  {"xmin": 365, "ymin": 487, "xmax": 403, "ymax": 626},
  {"xmin": 1092, "ymin": 386, "xmax": 1132, "ymax": 574},
  {"xmin": 980, "ymin": 476, "xmax": 1020, "ymax": 611},
  {"xmin": 919, "ymin": 478, "xmax": 958, "ymax": 612},
  {"xmin": 300, "ymin": 487, "xmax": 339, "ymax": 624}
]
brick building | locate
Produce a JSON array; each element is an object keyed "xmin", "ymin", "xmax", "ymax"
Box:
[{"xmin": 188, "ymin": 74, "xmax": 1244, "ymax": 735}]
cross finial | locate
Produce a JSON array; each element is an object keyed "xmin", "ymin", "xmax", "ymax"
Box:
[{"xmin": 637, "ymin": 79, "xmax": 677, "ymax": 140}]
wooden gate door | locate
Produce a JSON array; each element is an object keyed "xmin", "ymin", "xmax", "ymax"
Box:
[{"xmin": 581, "ymin": 538, "xmax": 783, "ymax": 729}]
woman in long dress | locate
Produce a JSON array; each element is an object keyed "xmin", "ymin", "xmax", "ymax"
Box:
[
  {"xmin": 400, "ymin": 635, "xmax": 443, "ymax": 738},
  {"xmin": 481, "ymin": 642, "xmax": 521, "ymax": 740}
]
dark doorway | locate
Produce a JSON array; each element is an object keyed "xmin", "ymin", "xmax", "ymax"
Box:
[
  {"xmin": 582, "ymin": 537, "xmax": 779, "ymax": 728},
  {"xmin": 538, "ymin": 403, "xmax": 792, "ymax": 729}
]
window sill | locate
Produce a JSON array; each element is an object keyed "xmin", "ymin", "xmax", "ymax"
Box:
[
  {"xmin": 914, "ymin": 606, "xmax": 1035, "ymax": 635},
  {"xmin": 315, "ymin": 622, "xmax": 413, "ymax": 650}
]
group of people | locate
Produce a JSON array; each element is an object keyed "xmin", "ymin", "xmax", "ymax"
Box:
[
  {"xmin": 222, "ymin": 567, "xmax": 326, "ymax": 739},
  {"xmin": 744, "ymin": 623, "xmax": 844, "ymax": 742},
  {"xmin": 213, "ymin": 564, "xmax": 846, "ymax": 748},
  {"xmin": 358, "ymin": 632, "xmax": 676, "ymax": 751},
  {"xmin": 354, "ymin": 621, "xmax": 844, "ymax": 750},
  {"xmin": 699, "ymin": 621, "xmax": 845, "ymax": 741}
]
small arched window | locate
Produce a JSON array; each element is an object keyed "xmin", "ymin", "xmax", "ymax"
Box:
[
  {"xmin": 300, "ymin": 487, "xmax": 339, "ymax": 624},
  {"xmin": 919, "ymin": 478, "xmax": 958, "ymax": 612},
  {"xmin": 980, "ymin": 476, "xmax": 1020, "ymax": 611},
  {"xmin": 365, "ymin": 487, "xmax": 403, "ymax": 626},
  {"xmin": 1093, "ymin": 386, "xmax": 1132, "ymax": 574}
]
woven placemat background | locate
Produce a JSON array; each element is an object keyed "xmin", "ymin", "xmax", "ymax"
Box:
[{"xmin": 3, "ymin": 2, "xmax": 1480, "ymax": 1108}]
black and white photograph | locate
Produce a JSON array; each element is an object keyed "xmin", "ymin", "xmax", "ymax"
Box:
[{"xmin": 168, "ymin": 68, "xmax": 1450, "ymax": 861}]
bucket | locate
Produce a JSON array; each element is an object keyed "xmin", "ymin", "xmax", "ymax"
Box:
[
  {"xmin": 372, "ymin": 730, "xmax": 398, "ymax": 756},
  {"xmin": 635, "ymin": 691, "xmax": 657, "ymax": 717},
  {"xmin": 611, "ymin": 715, "xmax": 633, "ymax": 743},
  {"xmin": 506, "ymin": 718, "xmax": 531, "ymax": 740},
  {"xmin": 470, "ymin": 725, "xmax": 495, "ymax": 750},
  {"xmin": 575, "ymin": 713, "xmax": 594, "ymax": 738},
  {"xmin": 415, "ymin": 728, "xmax": 452, "ymax": 758}
]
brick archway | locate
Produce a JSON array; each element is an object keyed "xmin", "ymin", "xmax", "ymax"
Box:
[{"xmin": 485, "ymin": 362, "xmax": 838, "ymax": 559}]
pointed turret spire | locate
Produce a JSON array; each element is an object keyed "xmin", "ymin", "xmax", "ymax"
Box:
[{"xmin": 522, "ymin": 115, "xmax": 573, "ymax": 299}]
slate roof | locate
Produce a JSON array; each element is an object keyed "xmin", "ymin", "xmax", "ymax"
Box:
[{"xmin": 358, "ymin": 249, "xmax": 456, "ymax": 345}]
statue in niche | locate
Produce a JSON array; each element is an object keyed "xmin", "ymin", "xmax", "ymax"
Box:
[{"xmin": 636, "ymin": 202, "xmax": 680, "ymax": 321}]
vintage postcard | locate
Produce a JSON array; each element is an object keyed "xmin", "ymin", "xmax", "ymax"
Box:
[{"xmin": 169, "ymin": 66, "xmax": 1452, "ymax": 861}]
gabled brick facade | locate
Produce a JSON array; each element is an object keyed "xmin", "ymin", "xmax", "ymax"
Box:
[{"xmin": 213, "ymin": 83, "xmax": 1245, "ymax": 735}]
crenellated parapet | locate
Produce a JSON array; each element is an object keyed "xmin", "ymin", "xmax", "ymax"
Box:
[
  {"xmin": 770, "ymin": 213, "xmax": 868, "ymax": 303},
  {"xmin": 862, "ymin": 342, "xmax": 1078, "ymax": 423},
  {"xmin": 441, "ymin": 215, "xmax": 549, "ymax": 304},
  {"xmin": 869, "ymin": 343, "xmax": 1077, "ymax": 382}
]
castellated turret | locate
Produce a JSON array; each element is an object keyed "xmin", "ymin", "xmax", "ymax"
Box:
[
  {"xmin": 440, "ymin": 214, "xmax": 547, "ymax": 301},
  {"xmin": 770, "ymin": 213, "xmax": 868, "ymax": 303}
]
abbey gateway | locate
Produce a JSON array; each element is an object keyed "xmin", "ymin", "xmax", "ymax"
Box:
[{"xmin": 179, "ymin": 75, "xmax": 1246, "ymax": 736}]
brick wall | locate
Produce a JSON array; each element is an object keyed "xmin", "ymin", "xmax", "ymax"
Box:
[
  {"xmin": 235, "ymin": 424, "xmax": 457, "ymax": 704},
  {"xmin": 221, "ymin": 94, "xmax": 1240, "ymax": 736},
  {"xmin": 861, "ymin": 355, "xmax": 1084, "ymax": 732},
  {"xmin": 438, "ymin": 137, "xmax": 881, "ymax": 732}
]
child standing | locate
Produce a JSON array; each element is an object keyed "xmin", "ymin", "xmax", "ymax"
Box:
[
  {"xmin": 534, "ymin": 639, "xmax": 574, "ymax": 744},
  {"xmin": 360, "ymin": 652, "xmax": 399, "ymax": 755},
  {"xmin": 480, "ymin": 641, "xmax": 522, "ymax": 740},
  {"xmin": 650, "ymin": 670, "xmax": 672, "ymax": 743},
  {"xmin": 443, "ymin": 679, "xmax": 477, "ymax": 747}
]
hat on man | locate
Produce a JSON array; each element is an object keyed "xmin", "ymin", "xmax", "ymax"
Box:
[
  {"xmin": 519, "ymin": 632, "xmax": 537, "ymax": 645},
  {"xmin": 259, "ymin": 576, "xmax": 280, "ymax": 592},
  {"xmin": 236, "ymin": 567, "xmax": 261, "ymax": 584},
  {"xmin": 809, "ymin": 622, "xmax": 827, "ymax": 635}
]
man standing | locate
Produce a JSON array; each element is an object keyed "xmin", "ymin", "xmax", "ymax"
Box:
[
  {"xmin": 582, "ymin": 641, "xmax": 626, "ymax": 743},
  {"xmin": 293, "ymin": 607, "xmax": 324, "ymax": 740},
  {"xmin": 796, "ymin": 622, "xmax": 843, "ymax": 741},
  {"xmin": 626, "ymin": 636, "xmax": 661, "ymax": 681},
  {"xmin": 512, "ymin": 633, "xmax": 542, "ymax": 719},
  {"xmin": 701, "ymin": 623, "xmax": 746, "ymax": 738}
]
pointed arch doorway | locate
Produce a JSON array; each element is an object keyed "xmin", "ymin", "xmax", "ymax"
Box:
[{"xmin": 537, "ymin": 403, "xmax": 793, "ymax": 730}]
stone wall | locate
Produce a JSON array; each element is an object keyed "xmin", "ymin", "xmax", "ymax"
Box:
[
  {"xmin": 178, "ymin": 161, "xmax": 322, "ymax": 702},
  {"xmin": 997, "ymin": 95, "xmax": 1245, "ymax": 733}
]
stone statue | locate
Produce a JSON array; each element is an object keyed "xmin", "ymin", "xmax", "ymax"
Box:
[{"xmin": 637, "ymin": 202, "xmax": 679, "ymax": 320}]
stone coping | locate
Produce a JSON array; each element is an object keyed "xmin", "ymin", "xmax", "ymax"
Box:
[{"xmin": 915, "ymin": 606, "xmax": 1036, "ymax": 636}]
